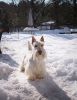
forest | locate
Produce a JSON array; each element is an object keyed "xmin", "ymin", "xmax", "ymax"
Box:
[{"xmin": 0, "ymin": 0, "xmax": 77, "ymax": 29}]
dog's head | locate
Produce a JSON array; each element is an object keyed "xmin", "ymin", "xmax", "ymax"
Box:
[{"xmin": 31, "ymin": 36, "xmax": 46, "ymax": 60}]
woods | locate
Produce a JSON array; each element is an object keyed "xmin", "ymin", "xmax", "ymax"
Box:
[{"xmin": 0, "ymin": 0, "xmax": 77, "ymax": 29}]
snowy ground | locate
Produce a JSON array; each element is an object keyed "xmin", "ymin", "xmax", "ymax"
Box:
[{"xmin": 0, "ymin": 30, "xmax": 77, "ymax": 100}]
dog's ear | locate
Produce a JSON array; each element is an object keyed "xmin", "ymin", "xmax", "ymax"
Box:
[
  {"xmin": 32, "ymin": 36, "xmax": 36, "ymax": 44},
  {"xmin": 40, "ymin": 36, "xmax": 44, "ymax": 42}
]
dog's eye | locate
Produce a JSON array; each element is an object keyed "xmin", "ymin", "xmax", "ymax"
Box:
[
  {"xmin": 35, "ymin": 45, "xmax": 38, "ymax": 47},
  {"xmin": 41, "ymin": 44, "xmax": 44, "ymax": 47}
]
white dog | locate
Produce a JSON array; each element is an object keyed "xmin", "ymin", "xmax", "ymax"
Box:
[{"xmin": 20, "ymin": 36, "xmax": 47, "ymax": 80}]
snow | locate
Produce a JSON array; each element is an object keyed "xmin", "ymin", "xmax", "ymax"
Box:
[
  {"xmin": 0, "ymin": 30, "xmax": 77, "ymax": 100},
  {"xmin": 23, "ymin": 27, "xmax": 39, "ymax": 31},
  {"xmin": 42, "ymin": 21, "xmax": 55, "ymax": 25}
]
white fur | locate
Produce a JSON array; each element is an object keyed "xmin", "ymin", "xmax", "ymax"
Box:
[{"xmin": 20, "ymin": 36, "xmax": 47, "ymax": 80}]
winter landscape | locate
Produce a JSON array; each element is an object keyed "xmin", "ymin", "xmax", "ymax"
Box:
[{"xmin": 0, "ymin": 30, "xmax": 77, "ymax": 100}]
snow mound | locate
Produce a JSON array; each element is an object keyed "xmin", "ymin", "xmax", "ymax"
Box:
[{"xmin": 0, "ymin": 71, "xmax": 71, "ymax": 100}]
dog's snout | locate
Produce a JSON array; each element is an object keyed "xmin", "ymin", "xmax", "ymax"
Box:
[{"xmin": 38, "ymin": 50, "xmax": 42, "ymax": 55}]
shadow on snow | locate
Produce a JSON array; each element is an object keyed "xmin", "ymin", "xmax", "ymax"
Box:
[
  {"xmin": 29, "ymin": 73, "xmax": 71, "ymax": 100},
  {"xmin": 0, "ymin": 54, "xmax": 19, "ymax": 67}
]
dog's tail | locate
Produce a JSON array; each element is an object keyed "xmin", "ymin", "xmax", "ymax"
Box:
[{"xmin": 28, "ymin": 41, "xmax": 32, "ymax": 50}]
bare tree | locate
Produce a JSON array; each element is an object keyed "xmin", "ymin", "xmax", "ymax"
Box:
[{"xmin": 73, "ymin": 0, "xmax": 77, "ymax": 26}]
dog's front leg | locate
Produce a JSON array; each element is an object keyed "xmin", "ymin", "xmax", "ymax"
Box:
[{"xmin": 25, "ymin": 68, "xmax": 36, "ymax": 81}]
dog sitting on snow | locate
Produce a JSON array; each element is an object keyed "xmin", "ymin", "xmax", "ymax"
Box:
[{"xmin": 20, "ymin": 36, "xmax": 47, "ymax": 80}]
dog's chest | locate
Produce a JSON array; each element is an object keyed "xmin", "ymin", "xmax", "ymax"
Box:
[
  {"xmin": 29, "ymin": 58, "xmax": 44, "ymax": 69},
  {"xmin": 35, "ymin": 60, "xmax": 43, "ymax": 68}
]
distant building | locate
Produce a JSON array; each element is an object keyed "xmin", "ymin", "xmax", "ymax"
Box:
[{"xmin": 38, "ymin": 21, "xmax": 55, "ymax": 30}]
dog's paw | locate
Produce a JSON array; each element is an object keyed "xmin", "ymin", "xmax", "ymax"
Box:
[
  {"xmin": 37, "ymin": 75, "xmax": 44, "ymax": 79},
  {"xmin": 27, "ymin": 76, "xmax": 36, "ymax": 81}
]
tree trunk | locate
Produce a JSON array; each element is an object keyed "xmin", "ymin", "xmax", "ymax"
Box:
[
  {"xmin": 73, "ymin": 0, "xmax": 77, "ymax": 26},
  {"xmin": 53, "ymin": 0, "xmax": 60, "ymax": 28}
]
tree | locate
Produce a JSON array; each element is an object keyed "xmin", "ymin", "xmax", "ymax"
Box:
[
  {"xmin": 52, "ymin": 0, "xmax": 61, "ymax": 27},
  {"xmin": 25, "ymin": 0, "xmax": 46, "ymax": 27},
  {"xmin": 73, "ymin": 0, "xmax": 77, "ymax": 26}
]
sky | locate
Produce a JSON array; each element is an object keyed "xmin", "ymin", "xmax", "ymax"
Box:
[
  {"xmin": 0, "ymin": 0, "xmax": 19, "ymax": 4},
  {"xmin": 0, "ymin": 0, "xmax": 49, "ymax": 4}
]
